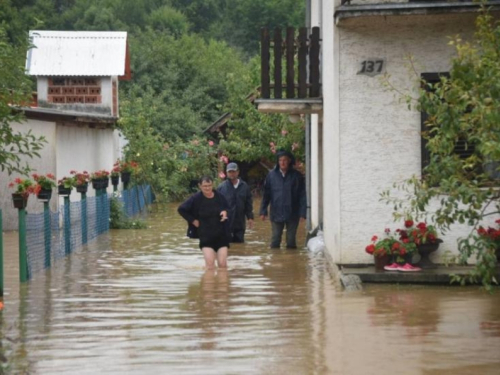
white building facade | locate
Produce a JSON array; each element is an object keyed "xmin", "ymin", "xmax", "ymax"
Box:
[
  {"xmin": 257, "ymin": 1, "xmax": 500, "ymax": 266},
  {"xmin": 0, "ymin": 31, "xmax": 130, "ymax": 230}
]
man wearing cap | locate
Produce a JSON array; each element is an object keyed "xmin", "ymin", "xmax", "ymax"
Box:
[
  {"xmin": 217, "ymin": 162, "xmax": 254, "ymax": 243},
  {"xmin": 259, "ymin": 150, "xmax": 306, "ymax": 249}
]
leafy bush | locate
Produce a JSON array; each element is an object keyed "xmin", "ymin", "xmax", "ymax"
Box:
[{"xmin": 109, "ymin": 197, "xmax": 147, "ymax": 229}]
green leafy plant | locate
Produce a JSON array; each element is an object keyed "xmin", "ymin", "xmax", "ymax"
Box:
[
  {"xmin": 8, "ymin": 177, "xmax": 36, "ymax": 197},
  {"xmin": 477, "ymin": 220, "xmax": 500, "ymax": 249},
  {"xmin": 0, "ymin": 26, "xmax": 46, "ymax": 176},
  {"xmin": 72, "ymin": 170, "xmax": 90, "ymax": 186},
  {"xmin": 58, "ymin": 176, "xmax": 77, "ymax": 189},
  {"xmin": 380, "ymin": 7, "xmax": 500, "ymax": 290},
  {"xmin": 365, "ymin": 228, "xmax": 416, "ymax": 261},
  {"xmin": 109, "ymin": 196, "xmax": 147, "ymax": 229},
  {"xmin": 396, "ymin": 219, "xmax": 440, "ymax": 251},
  {"xmin": 119, "ymin": 160, "xmax": 139, "ymax": 174},
  {"xmin": 32, "ymin": 173, "xmax": 56, "ymax": 190},
  {"xmin": 90, "ymin": 170, "xmax": 110, "ymax": 180}
]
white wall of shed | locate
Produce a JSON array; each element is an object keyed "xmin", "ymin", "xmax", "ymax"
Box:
[
  {"xmin": 1, "ymin": 119, "xmax": 122, "ymax": 230},
  {"xmin": 0, "ymin": 119, "xmax": 57, "ymax": 230}
]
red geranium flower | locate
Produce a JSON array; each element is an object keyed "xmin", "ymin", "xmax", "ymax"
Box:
[
  {"xmin": 365, "ymin": 244, "xmax": 375, "ymax": 255},
  {"xmin": 404, "ymin": 220, "xmax": 414, "ymax": 228}
]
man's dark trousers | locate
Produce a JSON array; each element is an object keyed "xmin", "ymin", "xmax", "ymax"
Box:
[{"xmin": 270, "ymin": 218, "xmax": 300, "ymax": 248}]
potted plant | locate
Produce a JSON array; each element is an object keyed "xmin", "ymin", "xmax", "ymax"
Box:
[
  {"xmin": 366, "ymin": 227, "xmax": 421, "ymax": 272},
  {"xmin": 396, "ymin": 219, "xmax": 442, "ymax": 269},
  {"xmin": 8, "ymin": 177, "xmax": 36, "ymax": 209},
  {"xmin": 365, "ymin": 230, "xmax": 398, "ymax": 271},
  {"xmin": 477, "ymin": 219, "xmax": 500, "ymax": 262},
  {"xmin": 32, "ymin": 173, "xmax": 57, "ymax": 201},
  {"xmin": 118, "ymin": 160, "xmax": 138, "ymax": 185},
  {"xmin": 72, "ymin": 170, "xmax": 91, "ymax": 194},
  {"xmin": 91, "ymin": 169, "xmax": 110, "ymax": 190},
  {"xmin": 110, "ymin": 162, "xmax": 121, "ymax": 186},
  {"xmin": 58, "ymin": 175, "xmax": 77, "ymax": 196}
]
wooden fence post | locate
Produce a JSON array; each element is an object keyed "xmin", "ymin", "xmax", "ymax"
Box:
[{"xmin": 261, "ymin": 28, "xmax": 270, "ymax": 99}]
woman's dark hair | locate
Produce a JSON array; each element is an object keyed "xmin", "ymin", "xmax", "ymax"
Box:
[{"xmin": 198, "ymin": 175, "xmax": 213, "ymax": 185}]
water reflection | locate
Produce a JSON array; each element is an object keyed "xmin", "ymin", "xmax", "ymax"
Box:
[
  {"xmin": 0, "ymin": 202, "xmax": 498, "ymax": 374},
  {"xmin": 367, "ymin": 289, "xmax": 440, "ymax": 338},
  {"xmin": 186, "ymin": 269, "xmax": 230, "ymax": 351}
]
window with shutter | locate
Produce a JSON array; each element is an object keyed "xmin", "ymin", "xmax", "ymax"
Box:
[{"xmin": 420, "ymin": 72, "xmax": 477, "ymax": 174}]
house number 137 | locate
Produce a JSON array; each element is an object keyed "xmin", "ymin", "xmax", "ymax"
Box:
[{"xmin": 358, "ymin": 59, "xmax": 385, "ymax": 77}]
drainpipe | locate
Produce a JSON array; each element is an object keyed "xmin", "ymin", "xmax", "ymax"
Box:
[
  {"xmin": 305, "ymin": 0, "xmax": 312, "ymax": 232},
  {"xmin": 305, "ymin": 115, "xmax": 311, "ymax": 232}
]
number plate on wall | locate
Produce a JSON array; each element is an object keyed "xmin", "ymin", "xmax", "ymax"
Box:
[{"xmin": 357, "ymin": 59, "xmax": 386, "ymax": 77}]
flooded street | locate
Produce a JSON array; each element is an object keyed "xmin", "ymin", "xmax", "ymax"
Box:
[{"xmin": 1, "ymin": 202, "xmax": 500, "ymax": 374}]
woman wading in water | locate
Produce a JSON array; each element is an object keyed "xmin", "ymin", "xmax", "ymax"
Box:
[{"xmin": 178, "ymin": 176, "xmax": 230, "ymax": 269}]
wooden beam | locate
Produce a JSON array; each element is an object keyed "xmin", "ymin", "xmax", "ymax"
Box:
[
  {"xmin": 256, "ymin": 100, "xmax": 323, "ymax": 115},
  {"xmin": 298, "ymin": 28, "xmax": 308, "ymax": 99},
  {"xmin": 261, "ymin": 28, "xmax": 271, "ymax": 99},
  {"xmin": 286, "ymin": 27, "xmax": 295, "ymax": 99},
  {"xmin": 273, "ymin": 28, "xmax": 282, "ymax": 99}
]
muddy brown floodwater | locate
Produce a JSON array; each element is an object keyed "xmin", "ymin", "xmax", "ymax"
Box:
[{"xmin": 1, "ymin": 201, "xmax": 499, "ymax": 374}]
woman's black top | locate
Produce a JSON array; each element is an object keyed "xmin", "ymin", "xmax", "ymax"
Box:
[
  {"xmin": 178, "ymin": 191, "xmax": 230, "ymax": 240},
  {"xmin": 198, "ymin": 195, "xmax": 225, "ymax": 240}
]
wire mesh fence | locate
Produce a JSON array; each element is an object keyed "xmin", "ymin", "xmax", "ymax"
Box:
[
  {"xmin": 121, "ymin": 185, "xmax": 153, "ymax": 216},
  {"xmin": 23, "ymin": 185, "xmax": 153, "ymax": 281}
]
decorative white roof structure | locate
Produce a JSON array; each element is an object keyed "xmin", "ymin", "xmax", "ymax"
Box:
[{"xmin": 26, "ymin": 31, "xmax": 128, "ymax": 76}]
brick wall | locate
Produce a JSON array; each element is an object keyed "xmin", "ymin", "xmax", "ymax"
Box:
[{"xmin": 47, "ymin": 77, "xmax": 102, "ymax": 104}]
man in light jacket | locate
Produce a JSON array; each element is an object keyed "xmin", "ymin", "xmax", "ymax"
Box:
[
  {"xmin": 259, "ymin": 151, "xmax": 307, "ymax": 249},
  {"xmin": 217, "ymin": 162, "xmax": 254, "ymax": 243}
]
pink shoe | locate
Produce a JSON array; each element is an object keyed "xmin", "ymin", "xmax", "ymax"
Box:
[
  {"xmin": 384, "ymin": 263, "xmax": 399, "ymax": 271},
  {"xmin": 397, "ymin": 263, "xmax": 422, "ymax": 272}
]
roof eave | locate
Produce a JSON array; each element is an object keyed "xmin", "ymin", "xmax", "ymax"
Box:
[{"xmin": 335, "ymin": 1, "xmax": 500, "ymax": 22}]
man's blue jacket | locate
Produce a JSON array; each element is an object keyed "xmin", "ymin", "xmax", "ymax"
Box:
[{"xmin": 259, "ymin": 164, "xmax": 307, "ymax": 223}]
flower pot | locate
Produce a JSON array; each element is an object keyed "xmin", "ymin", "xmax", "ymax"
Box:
[
  {"xmin": 76, "ymin": 183, "xmax": 88, "ymax": 194},
  {"xmin": 111, "ymin": 175, "xmax": 119, "ymax": 186},
  {"xmin": 374, "ymin": 254, "xmax": 390, "ymax": 272},
  {"xmin": 121, "ymin": 171, "xmax": 131, "ymax": 185},
  {"xmin": 416, "ymin": 239, "xmax": 443, "ymax": 269},
  {"xmin": 12, "ymin": 193, "xmax": 28, "ymax": 209},
  {"xmin": 37, "ymin": 189, "xmax": 52, "ymax": 201},
  {"xmin": 92, "ymin": 179, "xmax": 107, "ymax": 190},
  {"xmin": 58, "ymin": 185, "xmax": 72, "ymax": 196}
]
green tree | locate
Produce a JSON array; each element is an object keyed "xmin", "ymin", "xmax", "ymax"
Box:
[
  {"xmin": 219, "ymin": 56, "xmax": 306, "ymax": 165},
  {"xmin": 0, "ymin": 27, "xmax": 45, "ymax": 175},
  {"xmin": 210, "ymin": 0, "xmax": 305, "ymax": 56},
  {"xmin": 122, "ymin": 30, "xmax": 248, "ymax": 140},
  {"xmin": 382, "ymin": 8, "xmax": 500, "ymax": 289}
]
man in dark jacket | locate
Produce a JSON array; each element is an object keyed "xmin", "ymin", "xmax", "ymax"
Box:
[
  {"xmin": 259, "ymin": 151, "xmax": 307, "ymax": 249},
  {"xmin": 217, "ymin": 162, "xmax": 254, "ymax": 243}
]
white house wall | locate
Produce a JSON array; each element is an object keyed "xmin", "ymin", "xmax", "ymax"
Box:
[
  {"xmin": 56, "ymin": 124, "xmax": 121, "ymax": 203},
  {"xmin": 0, "ymin": 119, "xmax": 57, "ymax": 230},
  {"xmin": 322, "ymin": 0, "xmax": 341, "ymax": 263},
  {"xmin": 330, "ymin": 13, "xmax": 478, "ymax": 264},
  {"xmin": 309, "ymin": 0, "xmax": 322, "ymax": 230},
  {"xmin": 1, "ymin": 120, "xmax": 122, "ymax": 230}
]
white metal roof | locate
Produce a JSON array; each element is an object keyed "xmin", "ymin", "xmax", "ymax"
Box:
[{"xmin": 26, "ymin": 31, "xmax": 128, "ymax": 76}]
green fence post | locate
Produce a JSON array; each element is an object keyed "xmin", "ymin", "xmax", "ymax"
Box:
[
  {"xmin": 135, "ymin": 186, "xmax": 141, "ymax": 214},
  {"xmin": 95, "ymin": 189, "xmax": 99, "ymax": 234},
  {"xmin": 18, "ymin": 208, "xmax": 28, "ymax": 283},
  {"xmin": 96, "ymin": 189, "xmax": 102, "ymax": 234},
  {"xmin": 81, "ymin": 192, "xmax": 87, "ymax": 244},
  {"xmin": 0, "ymin": 209, "xmax": 4, "ymax": 296},
  {"xmin": 44, "ymin": 202, "xmax": 51, "ymax": 268},
  {"xmin": 64, "ymin": 196, "xmax": 71, "ymax": 255}
]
